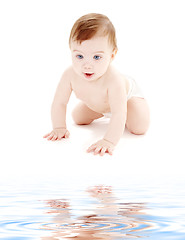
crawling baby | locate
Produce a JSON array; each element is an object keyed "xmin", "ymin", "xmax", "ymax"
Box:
[{"xmin": 44, "ymin": 13, "xmax": 150, "ymax": 156}]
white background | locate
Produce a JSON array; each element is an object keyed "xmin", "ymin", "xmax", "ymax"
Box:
[{"xmin": 0, "ymin": 0, "xmax": 185, "ymax": 184}]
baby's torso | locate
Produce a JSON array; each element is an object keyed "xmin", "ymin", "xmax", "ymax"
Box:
[{"xmin": 70, "ymin": 66, "xmax": 129, "ymax": 114}]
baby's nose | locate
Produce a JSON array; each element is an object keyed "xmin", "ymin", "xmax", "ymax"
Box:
[{"xmin": 83, "ymin": 61, "xmax": 93, "ymax": 70}]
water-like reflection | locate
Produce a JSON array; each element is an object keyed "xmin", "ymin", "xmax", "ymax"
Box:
[
  {"xmin": 1, "ymin": 178, "xmax": 185, "ymax": 239},
  {"xmin": 41, "ymin": 185, "xmax": 153, "ymax": 239}
]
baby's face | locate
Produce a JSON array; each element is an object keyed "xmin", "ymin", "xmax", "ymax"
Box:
[{"xmin": 70, "ymin": 35, "xmax": 115, "ymax": 81}]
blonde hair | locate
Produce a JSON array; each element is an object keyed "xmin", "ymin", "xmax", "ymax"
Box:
[{"xmin": 69, "ymin": 13, "xmax": 117, "ymax": 50}]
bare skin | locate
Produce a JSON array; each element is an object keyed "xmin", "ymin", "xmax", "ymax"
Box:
[{"xmin": 44, "ymin": 35, "xmax": 150, "ymax": 155}]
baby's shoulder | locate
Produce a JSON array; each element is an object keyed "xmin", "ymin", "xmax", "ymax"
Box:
[
  {"xmin": 107, "ymin": 66, "xmax": 128, "ymax": 87},
  {"xmin": 62, "ymin": 65, "xmax": 74, "ymax": 78},
  {"xmin": 106, "ymin": 66, "xmax": 130, "ymax": 94},
  {"xmin": 57, "ymin": 66, "xmax": 75, "ymax": 88},
  {"xmin": 60, "ymin": 66, "xmax": 77, "ymax": 85}
]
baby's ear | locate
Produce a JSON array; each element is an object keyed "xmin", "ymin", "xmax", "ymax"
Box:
[{"xmin": 111, "ymin": 48, "xmax": 117, "ymax": 60}]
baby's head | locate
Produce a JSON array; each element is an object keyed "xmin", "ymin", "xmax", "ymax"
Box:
[
  {"xmin": 69, "ymin": 13, "xmax": 117, "ymax": 51},
  {"xmin": 69, "ymin": 13, "xmax": 117, "ymax": 81}
]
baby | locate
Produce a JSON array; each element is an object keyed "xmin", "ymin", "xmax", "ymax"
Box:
[{"xmin": 44, "ymin": 13, "xmax": 150, "ymax": 156}]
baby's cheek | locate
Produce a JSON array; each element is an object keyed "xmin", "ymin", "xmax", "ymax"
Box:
[
  {"xmin": 72, "ymin": 62, "xmax": 80, "ymax": 72},
  {"xmin": 97, "ymin": 62, "xmax": 109, "ymax": 74}
]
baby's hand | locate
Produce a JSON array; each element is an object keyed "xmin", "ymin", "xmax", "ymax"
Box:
[
  {"xmin": 87, "ymin": 185, "xmax": 112, "ymax": 197},
  {"xmin": 43, "ymin": 128, "xmax": 70, "ymax": 141},
  {"xmin": 87, "ymin": 139, "xmax": 114, "ymax": 156}
]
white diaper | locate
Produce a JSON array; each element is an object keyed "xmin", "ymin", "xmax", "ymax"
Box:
[
  {"xmin": 126, "ymin": 75, "xmax": 144, "ymax": 100},
  {"xmin": 103, "ymin": 75, "xmax": 144, "ymax": 118},
  {"xmin": 103, "ymin": 112, "xmax": 112, "ymax": 118}
]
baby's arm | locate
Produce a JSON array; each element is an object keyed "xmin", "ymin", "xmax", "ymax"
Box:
[
  {"xmin": 87, "ymin": 80, "xmax": 127, "ymax": 155},
  {"xmin": 104, "ymin": 81, "xmax": 127, "ymax": 144},
  {"xmin": 44, "ymin": 69, "xmax": 72, "ymax": 141}
]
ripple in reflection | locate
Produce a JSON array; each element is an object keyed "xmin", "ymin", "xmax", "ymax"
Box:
[{"xmin": 41, "ymin": 185, "xmax": 153, "ymax": 239}]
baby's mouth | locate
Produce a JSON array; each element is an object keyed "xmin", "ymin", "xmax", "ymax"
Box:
[{"xmin": 84, "ymin": 72, "xmax": 94, "ymax": 78}]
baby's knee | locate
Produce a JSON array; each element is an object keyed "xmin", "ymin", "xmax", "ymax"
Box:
[
  {"xmin": 72, "ymin": 108, "xmax": 92, "ymax": 125},
  {"xmin": 128, "ymin": 125, "xmax": 148, "ymax": 135},
  {"xmin": 72, "ymin": 108, "xmax": 81, "ymax": 124},
  {"xmin": 127, "ymin": 117, "xmax": 150, "ymax": 135}
]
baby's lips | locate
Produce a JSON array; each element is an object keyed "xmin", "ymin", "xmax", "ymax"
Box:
[{"xmin": 84, "ymin": 72, "xmax": 94, "ymax": 78}]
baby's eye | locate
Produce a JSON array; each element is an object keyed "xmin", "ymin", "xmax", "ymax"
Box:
[
  {"xmin": 76, "ymin": 54, "xmax": 83, "ymax": 59},
  {"xmin": 94, "ymin": 55, "xmax": 101, "ymax": 60}
]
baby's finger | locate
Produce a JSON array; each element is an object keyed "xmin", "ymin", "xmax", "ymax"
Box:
[
  {"xmin": 43, "ymin": 133, "xmax": 51, "ymax": 138},
  {"xmin": 57, "ymin": 135, "xmax": 63, "ymax": 140},
  {"xmin": 94, "ymin": 146, "xmax": 102, "ymax": 155},
  {"xmin": 100, "ymin": 147, "xmax": 107, "ymax": 156},
  {"xmin": 51, "ymin": 135, "xmax": 58, "ymax": 141},
  {"xmin": 107, "ymin": 147, "xmax": 113, "ymax": 155},
  {"xmin": 87, "ymin": 144, "xmax": 97, "ymax": 153},
  {"xmin": 47, "ymin": 133, "xmax": 54, "ymax": 141},
  {"xmin": 64, "ymin": 130, "xmax": 70, "ymax": 138}
]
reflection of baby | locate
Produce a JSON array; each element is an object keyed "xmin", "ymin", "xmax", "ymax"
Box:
[
  {"xmin": 45, "ymin": 199, "xmax": 72, "ymax": 224},
  {"xmin": 41, "ymin": 185, "xmax": 150, "ymax": 240},
  {"xmin": 44, "ymin": 13, "xmax": 150, "ymax": 156}
]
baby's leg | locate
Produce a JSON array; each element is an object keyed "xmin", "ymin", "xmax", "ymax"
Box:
[
  {"xmin": 72, "ymin": 102, "xmax": 103, "ymax": 125},
  {"xmin": 126, "ymin": 97, "xmax": 150, "ymax": 135}
]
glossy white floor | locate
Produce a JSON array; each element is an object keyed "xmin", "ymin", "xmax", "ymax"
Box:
[{"xmin": 0, "ymin": 0, "xmax": 184, "ymax": 183}]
